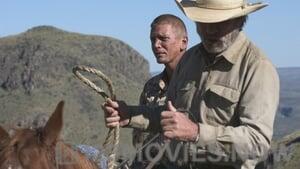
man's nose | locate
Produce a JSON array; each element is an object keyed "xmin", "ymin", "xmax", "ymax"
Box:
[
  {"xmin": 153, "ymin": 39, "xmax": 162, "ymax": 48},
  {"xmin": 197, "ymin": 22, "xmax": 218, "ymax": 36}
]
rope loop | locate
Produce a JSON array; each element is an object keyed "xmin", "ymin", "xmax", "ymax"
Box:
[
  {"xmin": 72, "ymin": 65, "xmax": 115, "ymax": 100},
  {"xmin": 73, "ymin": 65, "xmax": 119, "ymax": 169}
]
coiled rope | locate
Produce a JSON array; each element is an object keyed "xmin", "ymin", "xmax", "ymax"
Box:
[{"xmin": 73, "ymin": 65, "xmax": 119, "ymax": 169}]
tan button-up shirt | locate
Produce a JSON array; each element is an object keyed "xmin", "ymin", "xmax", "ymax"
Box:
[{"xmin": 129, "ymin": 32, "xmax": 279, "ymax": 169}]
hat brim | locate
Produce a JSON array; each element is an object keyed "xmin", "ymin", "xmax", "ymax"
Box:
[{"xmin": 176, "ymin": 0, "xmax": 268, "ymax": 23}]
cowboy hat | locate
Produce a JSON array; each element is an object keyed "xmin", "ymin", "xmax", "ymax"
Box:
[{"xmin": 175, "ymin": 0, "xmax": 268, "ymax": 23}]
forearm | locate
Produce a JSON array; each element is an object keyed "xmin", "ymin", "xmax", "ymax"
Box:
[{"xmin": 126, "ymin": 105, "xmax": 166, "ymax": 132}]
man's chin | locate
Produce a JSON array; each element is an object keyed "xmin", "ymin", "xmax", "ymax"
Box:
[
  {"xmin": 156, "ymin": 60, "xmax": 164, "ymax": 64},
  {"xmin": 203, "ymin": 44, "xmax": 226, "ymax": 54},
  {"xmin": 156, "ymin": 56, "xmax": 166, "ymax": 63},
  {"xmin": 156, "ymin": 58, "xmax": 167, "ymax": 64}
]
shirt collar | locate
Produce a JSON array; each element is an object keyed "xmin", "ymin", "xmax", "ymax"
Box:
[
  {"xmin": 217, "ymin": 32, "xmax": 248, "ymax": 64},
  {"xmin": 199, "ymin": 32, "xmax": 248, "ymax": 65}
]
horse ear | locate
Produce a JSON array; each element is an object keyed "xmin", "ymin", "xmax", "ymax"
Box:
[
  {"xmin": 43, "ymin": 101, "xmax": 64, "ymax": 146},
  {"xmin": 0, "ymin": 126, "xmax": 10, "ymax": 149}
]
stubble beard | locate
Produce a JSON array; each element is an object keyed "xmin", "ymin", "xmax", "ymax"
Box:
[{"xmin": 202, "ymin": 30, "xmax": 240, "ymax": 54}]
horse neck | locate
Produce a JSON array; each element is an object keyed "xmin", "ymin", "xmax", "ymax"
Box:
[{"xmin": 55, "ymin": 142, "xmax": 98, "ymax": 169}]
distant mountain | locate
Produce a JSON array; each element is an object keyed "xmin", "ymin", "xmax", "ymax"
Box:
[
  {"xmin": 0, "ymin": 26, "xmax": 150, "ymax": 155},
  {"xmin": 266, "ymin": 68, "xmax": 300, "ymax": 169},
  {"xmin": 274, "ymin": 68, "xmax": 300, "ymax": 139}
]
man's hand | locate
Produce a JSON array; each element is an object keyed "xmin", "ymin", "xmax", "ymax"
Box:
[
  {"xmin": 161, "ymin": 101, "xmax": 199, "ymax": 142},
  {"xmin": 102, "ymin": 99, "xmax": 130, "ymax": 128}
]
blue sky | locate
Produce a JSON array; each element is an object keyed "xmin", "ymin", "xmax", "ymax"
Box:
[{"xmin": 1, "ymin": 0, "xmax": 299, "ymax": 72}]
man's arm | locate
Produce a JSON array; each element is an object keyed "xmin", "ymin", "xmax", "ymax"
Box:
[
  {"xmin": 127, "ymin": 105, "xmax": 165, "ymax": 132},
  {"xmin": 103, "ymin": 98, "xmax": 165, "ymax": 132},
  {"xmin": 102, "ymin": 99, "xmax": 130, "ymax": 128}
]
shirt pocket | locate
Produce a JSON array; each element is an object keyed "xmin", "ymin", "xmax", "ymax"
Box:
[
  {"xmin": 204, "ymin": 84, "xmax": 240, "ymax": 125},
  {"xmin": 175, "ymin": 80, "xmax": 196, "ymax": 111}
]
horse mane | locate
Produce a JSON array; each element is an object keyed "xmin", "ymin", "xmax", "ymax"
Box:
[{"xmin": 55, "ymin": 141, "xmax": 99, "ymax": 169}]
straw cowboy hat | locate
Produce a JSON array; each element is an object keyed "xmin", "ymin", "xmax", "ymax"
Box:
[{"xmin": 175, "ymin": 0, "xmax": 268, "ymax": 23}]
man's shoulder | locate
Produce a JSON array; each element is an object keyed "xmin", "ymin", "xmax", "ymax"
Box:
[
  {"xmin": 244, "ymin": 39, "xmax": 275, "ymax": 67},
  {"xmin": 184, "ymin": 43, "xmax": 202, "ymax": 57},
  {"xmin": 236, "ymin": 37, "xmax": 278, "ymax": 79},
  {"xmin": 174, "ymin": 43, "xmax": 203, "ymax": 73},
  {"xmin": 140, "ymin": 70, "xmax": 168, "ymax": 106},
  {"xmin": 143, "ymin": 71, "xmax": 167, "ymax": 93},
  {"xmin": 145, "ymin": 72, "xmax": 164, "ymax": 86}
]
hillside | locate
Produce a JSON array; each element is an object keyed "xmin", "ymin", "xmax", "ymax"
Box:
[
  {"xmin": 274, "ymin": 68, "xmax": 300, "ymax": 139},
  {"xmin": 271, "ymin": 131, "xmax": 300, "ymax": 169},
  {"xmin": 269, "ymin": 68, "xmax": 300, "ymax": 169},
  {"xmin": 0, "ymin": 26, "xmax": 150, "ymax": 157}
]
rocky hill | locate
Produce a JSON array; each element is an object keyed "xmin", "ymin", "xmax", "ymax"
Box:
[{"xmin": 0, "ymin": 26, "xmax": 150, "ymax": 156}]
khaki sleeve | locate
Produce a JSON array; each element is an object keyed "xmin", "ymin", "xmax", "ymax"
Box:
[
  {"xmin": 131, "ymin": 83, "xmax": 148, "ymax": 147},
  {"xmin": 128, "ymin": 105, "xmax": 164, "ymax": 132},
  {"xmin": 128, "ymin": 82, "xmax": 163, "ymax": 132},
  {"xmin": 129, "ymin": 82, "xmax": 151, "ymax": 130},
  {"xmin": 195, "ymin": 59, "xmax": 279, "ymax": 164}
]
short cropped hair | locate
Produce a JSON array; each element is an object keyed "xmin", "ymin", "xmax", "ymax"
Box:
[{"xmin": 151, "ymin": 14, "xmax": 187, "ymax": 38}]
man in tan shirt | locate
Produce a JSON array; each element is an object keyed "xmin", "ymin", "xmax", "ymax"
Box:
[{"xmin": 103, "ymin": 0, "xmax": 279, "ymax": 168}]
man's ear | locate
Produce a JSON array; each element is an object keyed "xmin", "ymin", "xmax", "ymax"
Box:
[
  {"xmin": 180, "ymin": 36, "xmax": 188, "ymax": 52},
  {"xmin": 42, "ymin": 101, "xmax": 64, "ymax": 146}
]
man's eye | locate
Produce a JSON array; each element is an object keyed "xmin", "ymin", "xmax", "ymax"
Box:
[{"xmin": 161, "ymin": 37, "xmax": 169, "ymax": 41}]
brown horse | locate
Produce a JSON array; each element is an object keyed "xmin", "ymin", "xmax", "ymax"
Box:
[{"xmin": 0, "ymin": 101, "xmax": 100, "ymax": 169}]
